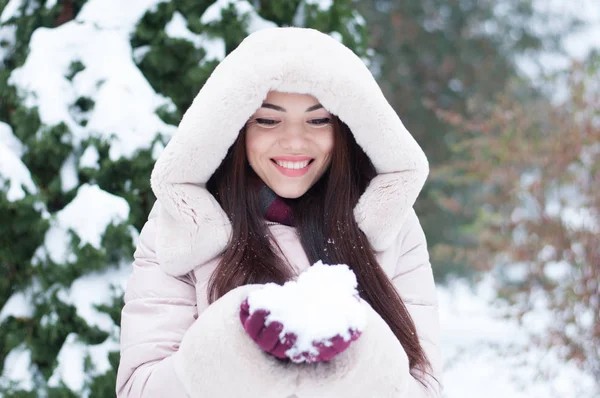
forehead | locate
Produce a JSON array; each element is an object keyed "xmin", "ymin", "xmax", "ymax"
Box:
[{"xmin": 263, "ymin": 91, "xmax": 320, "ymax": 106}]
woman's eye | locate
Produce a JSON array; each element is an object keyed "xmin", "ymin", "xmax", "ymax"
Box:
[
  {"xmin": 309, "ymin": 118, "xmax": 331, "ymax": 125},
  {"xmin": 255, "ymin": 118, "xmax": 279, "ymax": 126}
]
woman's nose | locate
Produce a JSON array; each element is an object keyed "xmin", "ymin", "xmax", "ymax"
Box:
[{"xmin": 279, "ymin": 125, "xmax": 308, "ymax": 151}]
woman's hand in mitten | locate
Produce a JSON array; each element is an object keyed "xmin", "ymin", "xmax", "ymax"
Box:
[
  {"xmin": 299, "ymin": 328, "xmax": 362, "ymax": 362},
  {"xmin": 239, "ymin": 298, "xmax": 296, "ymax": 359},
  {"xmin": 239, "ymin": 261, "xmax": 366, "ymax": 363}
]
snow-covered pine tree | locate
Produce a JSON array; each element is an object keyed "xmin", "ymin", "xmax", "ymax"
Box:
[{"xmin": 0, "ymin": 0, "xmax": 370, "ymax": 396}]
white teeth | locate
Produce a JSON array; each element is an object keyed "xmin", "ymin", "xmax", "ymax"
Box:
[{"xmin": 275, "ymin": 160, "xmax": 310, "ymax": 169}]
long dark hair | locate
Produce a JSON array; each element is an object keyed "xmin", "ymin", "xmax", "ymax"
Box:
[{"xmin": 206, "ymin": 116, "xmax": 433, "ymax": 385}]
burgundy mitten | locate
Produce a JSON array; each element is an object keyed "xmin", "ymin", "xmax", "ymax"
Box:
[
  {"xmin": 240, "ymin": 298, "xmax": 362, "ymax": 363},
  {"xmin": 239, "ymin": 298, "xmax": 297, "ymax": 359},
  {"xmin": 299, "ymin": 328, "xmax": 361, "ymax": 363}
]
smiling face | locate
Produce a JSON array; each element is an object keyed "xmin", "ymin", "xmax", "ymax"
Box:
[{"xmin": 245, "ymin": 91, "xmax": 335, "ymax": 199}]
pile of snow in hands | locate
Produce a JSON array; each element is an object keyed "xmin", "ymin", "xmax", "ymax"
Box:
[{"xmin": 246, "ymin": 261, "xmax": 366, "ymax": 362}]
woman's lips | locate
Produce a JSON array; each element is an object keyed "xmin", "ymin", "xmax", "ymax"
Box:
[
  {"xmin": 271, "ymin": 155, "xmax": 313, "ymax": 162},
  {"xmin": 271, "ymin": 159, "xmax": 313, "ymax": 177}
]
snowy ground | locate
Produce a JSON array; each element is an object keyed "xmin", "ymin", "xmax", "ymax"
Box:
[{"xmin": 438, "ymin": 277, "xmax": 597, "ymax": 398}]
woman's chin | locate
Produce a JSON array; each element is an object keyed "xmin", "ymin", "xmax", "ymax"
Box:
[{"xmin": 270, "ymin": 182, "xmax": 312, "ymax": 199}]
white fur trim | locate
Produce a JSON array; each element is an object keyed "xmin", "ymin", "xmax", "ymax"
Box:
[{"xmin": 151, "ymin": 27, "xmax": 429, "ymax": 275}]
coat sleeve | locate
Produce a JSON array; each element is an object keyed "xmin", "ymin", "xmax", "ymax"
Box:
[
  {"xmin": 391, "ymin": 208, "xmax": 443, "ymax": 397},
  {"xmin": 116, "ymin": 217, "xmax": 196, "ymax": 397},
  {"xmin": 116, "ymin": 217, "xmax": 301, "ymax": 398}
]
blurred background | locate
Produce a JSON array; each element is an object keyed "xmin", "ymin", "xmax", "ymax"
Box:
[{"xmin": 0, "ymin": 0, "xmax": 598, "ymax": 396}]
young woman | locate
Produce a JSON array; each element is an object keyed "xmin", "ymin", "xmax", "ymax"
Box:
[{"xmin": 116, "ymin": 27, "xmax": 442, "ymax": 398}]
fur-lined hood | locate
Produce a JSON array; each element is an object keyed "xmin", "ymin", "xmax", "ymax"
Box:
[{"xmin": 150, "ymin": 27, "xmax": 429, "ymax": 276}]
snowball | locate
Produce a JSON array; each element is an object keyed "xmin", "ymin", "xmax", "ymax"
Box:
[{"xmin": 247, "ymin": 261, "xmax": 367, "ymax": 361}]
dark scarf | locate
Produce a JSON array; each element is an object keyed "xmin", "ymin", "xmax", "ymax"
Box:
[{"xmin": 258, "ymin": 184, "xmax": 294, "ymax": 226}]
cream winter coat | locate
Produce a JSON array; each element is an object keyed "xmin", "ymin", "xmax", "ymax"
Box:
[{"xmin": 116, "ymin": 27, "xmax": 442, "ymax": 397}]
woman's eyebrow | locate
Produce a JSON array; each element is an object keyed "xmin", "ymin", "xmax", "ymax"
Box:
[
  {"xmin": 306, "ymin": 104, "xmax": 324, "ymax": 112},
  {"xmin": 260, "ymin": 103, "xmax": 324, "ymax": 112},
  {"xmin": 261, "ymin": 103, "xmax": 286, "ymax": 112}
]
